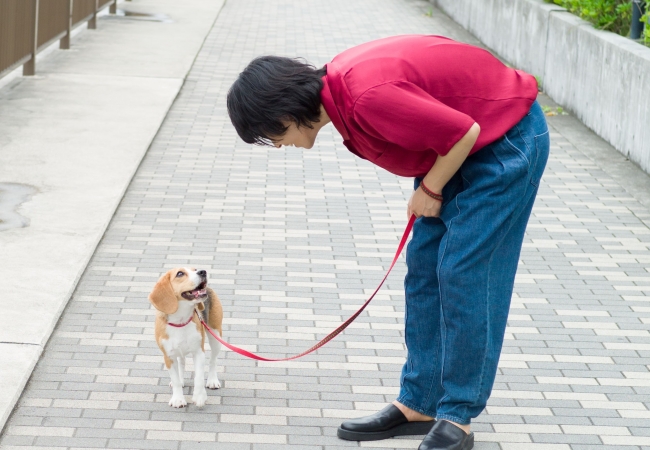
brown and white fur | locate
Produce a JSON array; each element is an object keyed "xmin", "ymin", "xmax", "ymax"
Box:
[{"xmin": 148, "ymin": 268, "xmax": 223, "ymax": 408}]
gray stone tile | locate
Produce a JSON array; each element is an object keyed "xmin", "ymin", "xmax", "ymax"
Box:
[{"xmin": 2, "ymin": 1, "xmax": 650, "ymax": 450}]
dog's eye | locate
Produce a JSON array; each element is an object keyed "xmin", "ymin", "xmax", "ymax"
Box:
[{"xmin": 176, "ymin": 271, "xmax": 184, "ymax": 277}]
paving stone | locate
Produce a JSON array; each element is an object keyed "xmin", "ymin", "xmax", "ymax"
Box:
[{"xmin": 1, "ymin": 0, "xmax": 650, "ymax": 449}]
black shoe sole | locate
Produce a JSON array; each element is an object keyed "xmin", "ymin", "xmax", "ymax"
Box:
[{"xmin": 337, "ymin": 420, "xmax": 435, "ymax": 441}]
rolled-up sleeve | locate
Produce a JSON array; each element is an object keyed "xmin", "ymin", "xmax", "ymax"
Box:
[{"xmin": 352, "ymin": 81, "xmax": 475, "ymax": 156}]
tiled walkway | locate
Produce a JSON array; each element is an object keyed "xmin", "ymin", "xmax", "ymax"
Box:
[{"xmin": 1, "ymin": 0, "xmax": 649, "ymax": 449}]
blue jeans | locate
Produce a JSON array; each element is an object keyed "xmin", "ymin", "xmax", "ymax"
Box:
[{"xmin": 397, "ymin": 101, "xmax": 549, "ymax": 425}]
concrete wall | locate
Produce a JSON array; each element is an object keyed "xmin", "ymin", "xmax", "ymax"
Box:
[{"xmin": 432, "ymin": 0, "xmax": 650, "ymax": 174}]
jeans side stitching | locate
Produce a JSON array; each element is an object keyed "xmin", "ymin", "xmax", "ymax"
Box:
[
  {"xmin": 474, "ymin": 244, "xmax": 496, "ymax": 407},
  {"xmin": 503, "ymin": 134, "xmax": 530, "ymax": 166},
  {"xmin": 400, "ymin": 222, "xmax": 435, "ymax": 417},
  {"xmin": 530, "ymin": 131, "xmax": 550, "ymax": 187},
  {"xmin": 434, "ymin": 192, "xmax": 461, "ymax": 412},
  {"xmin": 514, "ymin": 123, "xmax": 533, "ymax": 155},
  {"xmin": 435, "ymin": 221, "xmax": 451, "ymax": 411},
  {"xmin": 403, "ymin": 241, "xmax": 414, "ymax": 379}
]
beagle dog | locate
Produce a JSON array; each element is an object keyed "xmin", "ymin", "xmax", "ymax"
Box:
[{"xmin": 148, "ymin": 268, "xmax": 223, "ymax": 408}]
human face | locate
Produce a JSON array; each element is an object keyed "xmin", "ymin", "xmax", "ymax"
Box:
[{"xmin": 270, "ymin": 121, "xmax": 319, "ymax": 149}]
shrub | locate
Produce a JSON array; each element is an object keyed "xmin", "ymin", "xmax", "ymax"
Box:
[{"xmin": 546, "ymin": 0, "xmax": 632, "ymax": 36}]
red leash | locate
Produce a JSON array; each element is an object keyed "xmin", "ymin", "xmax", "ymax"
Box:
[{"xmin": 196, "ymin": 215, "xmax": 416, "ymax": 361}]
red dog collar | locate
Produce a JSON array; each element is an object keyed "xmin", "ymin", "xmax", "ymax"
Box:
[{"xmin": 168, "ymin": 316, "xmax": 194, "ymax": 328}]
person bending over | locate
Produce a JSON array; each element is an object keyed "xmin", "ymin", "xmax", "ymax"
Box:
[{"xmin": 227, "ymin": 35, "xmax": 549, "ymax": 450}]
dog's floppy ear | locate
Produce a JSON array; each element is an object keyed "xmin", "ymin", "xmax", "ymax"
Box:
[{"xmin": 149, "ymin": 271, "xmax": 178, "ymax": 314}]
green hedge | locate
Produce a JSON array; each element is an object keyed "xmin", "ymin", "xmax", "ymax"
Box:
[{"xmin": 546, "ymin": 0, "xmax": 649, "ymax": 44}]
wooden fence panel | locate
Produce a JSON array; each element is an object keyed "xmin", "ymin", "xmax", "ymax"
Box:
[
  {"xmin": 37, "ymin": 0, "xmax": 70, "ymax": 48},
  {"xmin": 72, "ymin": 0, "xmax": 96, "ymax": 26},
  {"xmin": 0, "ymin": 0, "xmax": 36, "ymax": 75},
  {"xmin": 1, "ymin": 0, "xmax": 117, "ymax": 78}
]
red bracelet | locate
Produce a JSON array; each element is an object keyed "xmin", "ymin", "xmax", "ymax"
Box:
[{"xmin": 419, "ymin": 181, "xmax": 443, "ymax": 202}]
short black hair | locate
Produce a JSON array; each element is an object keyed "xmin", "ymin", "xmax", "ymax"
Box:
[{"xmin": 227, "ymin": 56, "xmax": 326, "ymax": 146}]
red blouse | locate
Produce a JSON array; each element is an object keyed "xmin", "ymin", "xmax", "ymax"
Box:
[{"xmin": 320, "ymin": 35, "xmax": 539, "ymax": 178}]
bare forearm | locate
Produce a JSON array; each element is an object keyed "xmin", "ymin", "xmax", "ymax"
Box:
[
  {"xmin": 407, "ymin": 123, "xmax": 481, "ymax": 218},
  {"xmin": 422, "ymin": 123, "xmax": 481, "ymax": 193}
]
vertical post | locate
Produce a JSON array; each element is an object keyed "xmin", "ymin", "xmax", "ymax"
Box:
[
  {"xmin": 23, "ymin": 0, "xmax": 39, "ymax": 76},
  {"xmin": 60, "ymin": 0, "xmax": 73, "ymax": 49},
  {"xmin": 631, "ymin": 0, "xmax": 646, "ymax": 40},
  {"xmin": 88, "ymin": 0, "xmax": 98, "ymax": 29},
  {"xmin": 109, "ymin": 0, "xmax": 117, "ymax": 14}
]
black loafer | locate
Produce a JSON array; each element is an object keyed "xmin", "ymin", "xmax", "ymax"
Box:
[
  {"xmin": 337, "ymin": 404, "xmax": 435, "ymax": 441},
  {"xmin": 418, "ymin": 420, "xmax": 474, "ymax": 450}
]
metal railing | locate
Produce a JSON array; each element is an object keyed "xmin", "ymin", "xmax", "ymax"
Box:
[
  {"xmin": 0, "ymin": 0, "xmax": 119, "ymax": 79},
  {"xmin": 631, "ymin": 0, "xmax": 647, "ymax": 40}
]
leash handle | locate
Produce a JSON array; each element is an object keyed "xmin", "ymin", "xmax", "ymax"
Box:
[{"xmin": 197, "ymin": 214, "xmax": 416, "ymax": 361}]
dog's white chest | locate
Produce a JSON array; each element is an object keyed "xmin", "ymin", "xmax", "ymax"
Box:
[{"xmin": 162, "ymin": 324, "xmax": 202, "ymax": 358}]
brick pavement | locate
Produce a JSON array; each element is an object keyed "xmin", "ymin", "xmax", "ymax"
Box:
[{"xmin": 1, "ymin": 0, "xmax": 649, "ymax": 449}]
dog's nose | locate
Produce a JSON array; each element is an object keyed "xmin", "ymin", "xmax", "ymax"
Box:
[{"xmin": 197, "ymin": 270, "xmax": 207, "ymax": 277}]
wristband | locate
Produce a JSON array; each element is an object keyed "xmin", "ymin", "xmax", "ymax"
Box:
[{"xmin": 419, "ymin": 181, "xmax": 443, "ymax": 202}]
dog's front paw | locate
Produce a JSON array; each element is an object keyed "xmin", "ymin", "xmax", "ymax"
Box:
[
  {"xmin": 192, "ymin": 389, "xmax": 207, "ymax": 408},
  {"xmin": 169, "ymin": 395, "xmax": 187, "ymax": 408},
  {"xmin": 206, "ymin": 376, "xmax": 221, "ymax": 390}
]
